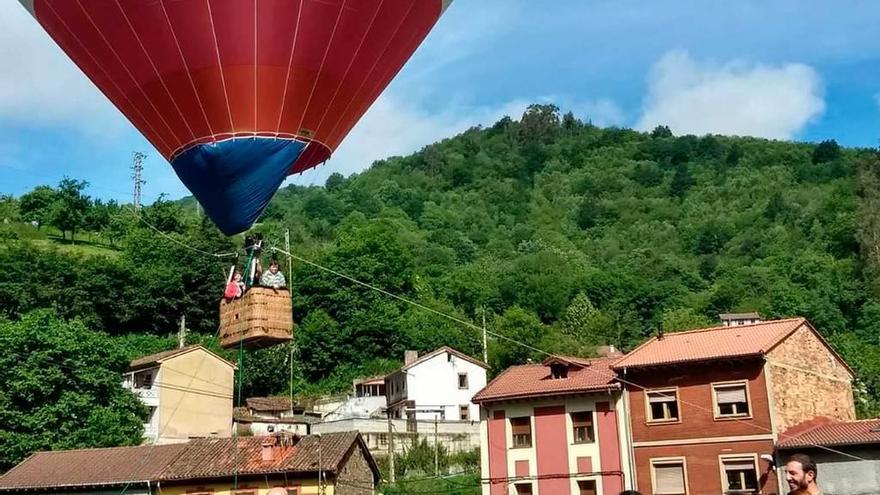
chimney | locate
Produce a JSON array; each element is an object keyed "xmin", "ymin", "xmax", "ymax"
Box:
[
  {"xmin": 404, "ymin": 350, "xmax": 419, "ymax": 366},
  {"xmin": 596, "ymin": 345, "xmax": 623, "ymax": 358},
  {"xmin": 261, "ymin": 436, "xmax": 278, "ymax": 462}
]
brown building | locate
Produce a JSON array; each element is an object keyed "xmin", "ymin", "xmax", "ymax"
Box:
[
  {"xmin": 0, "ymin": 432, "xmax": 379, "ymax": 495},
  {"xmin": 612, "ymin": 317, "xmax": 855, "ymax": 495}
]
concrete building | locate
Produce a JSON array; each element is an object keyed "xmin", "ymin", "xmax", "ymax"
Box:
[
  {"xmin": 314, "ymin": 417, "xmax": 480, "ymax": 457},
  {"xmin": 777, "ymin": 417, "xmax": 880, "ymax": 495},
  {"xmin": 472, "ymin": 356, "xmax": 633, "ymax": 495},
  {"xmin": 233, "ymin": 397, "xmax": 322, "ymax": 436},
  {"xmin": 385, "ymin": 346, "xmax": 488, "ymax": 422},
  {"xmin": 122, "ymin": 345, "xmax": 236, "ymax": 444},
  {"xmin": 0, "ymin": 432, "xmax": 379, "ymax": 495},
  {"xmin": 613, "ymin": 317, "xmax": 856, "ymax": 495}
]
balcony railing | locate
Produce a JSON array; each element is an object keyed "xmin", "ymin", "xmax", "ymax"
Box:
[{"xmin": 134, "ymin": 387, "xmax": 158, "ymax": 399}]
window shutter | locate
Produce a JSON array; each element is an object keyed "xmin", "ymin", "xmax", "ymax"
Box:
[
  {"xmin": 724, "ymin": 459, "xmax": 755, "ymax": 471},
  {"xmin": 649, "ymin": 392, "xmax": 675, "ymax": 403},
  {"xmin": 511, "ymin": 418, "xmax": 531, "ymax": 435},
  {"xmin": 572, "ymin": 412, "xmax": 593, "ymax": 428},
  {"xmin": 654, "ymin": 463, "xmax": 685, "ymax": 494},
  {"xmin": 716, "ymin": 386, "xmax": 747, "ymax": 404}
]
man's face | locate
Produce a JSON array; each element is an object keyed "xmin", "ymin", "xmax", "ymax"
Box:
[{"xmin": 785, "ymin": 461, "xmax": 812, "ymax": 491}]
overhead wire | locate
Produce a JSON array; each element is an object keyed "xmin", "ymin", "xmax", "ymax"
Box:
[{"xmin": 111, "ymin": 210, "xmax": 871, "ymax": 463}]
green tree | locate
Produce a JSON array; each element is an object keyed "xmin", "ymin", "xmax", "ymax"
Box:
[
  {"xmin": 812, "ymin": 139, "xmax": 842, "ymax": 164},
  {"xmin": 18, "ymin": 185, "xmax": 57, "ymax": 229},
  {"xmin": 669, "ymin": 164, "xmax": 695, "ymax": 198},
  {"xmin": 0, "ymin": 311, "xmax": 145, "ymax": 470},
  {"xmin": 48, "ymin": 178, "xmax": 90, "ymax": 242},
  {"xmin": 660, "ymin": 308, "xmax": 712, "ymax": 332},
  {"xmin": 650, "ymin": 125, "xmax": 673, "ymax": 138}
]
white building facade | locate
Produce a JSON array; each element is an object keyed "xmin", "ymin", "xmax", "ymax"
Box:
[{"xmin": 385, "ymin": 346, "xmax": 488, "ymax": 422}]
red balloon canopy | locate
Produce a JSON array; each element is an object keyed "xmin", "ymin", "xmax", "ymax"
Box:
[{"xmin": 20, "ymin": 0, "xmax": 451, "ymax": 234}]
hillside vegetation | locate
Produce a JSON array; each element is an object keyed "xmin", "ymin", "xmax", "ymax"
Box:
[{"xmin": 2, "ymin": 106, "xmax": 879, "ymax": 445}]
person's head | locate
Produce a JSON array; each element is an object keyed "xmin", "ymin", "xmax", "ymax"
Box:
[
  {"xmin": 233, "ymin": 270, "xmax": 242, "ymax": 282},
  {"xmin": 785, "ymin": 453, "xmax": 817, "ymax": 491},
  {"xmin": 619, "ymin": 491, "xmax": 643, "ymax": 495},
  {"xmin": 269, "ymin": 260, "xmax": 280, "ymax": 273}
]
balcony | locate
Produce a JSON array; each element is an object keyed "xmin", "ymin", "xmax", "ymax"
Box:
[{"xmin": 143, "ymin": 424, "xmax": 158, "ymax": 439}]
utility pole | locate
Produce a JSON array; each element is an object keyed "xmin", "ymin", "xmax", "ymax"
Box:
[
  {"xmin": 131, "ymin": 151, "xmax": 147, "ymax": 210},
  {"xmin": 178, "ymin": 315, "xmax": 186, "ymax": 348},
  {"xmin": 387, "ymin": 409, "xmax": 395, "ymax": 484},
  {"xmin": 481, "ymin": 308, "xmax": 488, "ymax": 364},
  {"xmin": 434, "ymin": 414, "xmax": 439, "ymax": 477}
]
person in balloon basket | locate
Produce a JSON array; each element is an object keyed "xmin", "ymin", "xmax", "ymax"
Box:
[
  {"xmin": 785, "ymin": 453, "xmax": 821, "ymax": 495},
  {"xmin": 260, "ymin": 260, "xmax": 287, "ymax": 289},
  {"xmin": 224, "ymin": 270, "xmax": 245, "ymax": 300}
]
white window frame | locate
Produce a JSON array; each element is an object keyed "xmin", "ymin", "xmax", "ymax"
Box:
[
  {"xmin": 569, "ymin": 410, "xmax": 595, "ymax": 444},
  {"xmin": 718, "ymin": 454, "xmax": 760, "ymax": 494},
  {"xmin": 711, "ymin": 380, "xmax": 752, "ymax": 420},
  {"xmin": 645, "ymin": 387, "xmax": 681, "ymax": 424},
  {"xmin": 513, "ymin": 481, "xmax": 533, "ymax": 495},
  {"xmin": 650, "ymin": 457, "xmax": 689, "ymax": 495}
]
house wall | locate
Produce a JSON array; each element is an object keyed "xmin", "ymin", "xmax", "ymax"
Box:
[
  {"xmin": 633, "ymin": 439, "xmax": 777, "ymax": 495},
  {"xmin": 777, "ymin": 447, "xmax": 880, "ymax": 495},
  {"xmin": 157, "ymin": 349, "xmax": 234, "ymax": 442},
  {"xmin": 405, "ymin": 352, "xmax": 487, "ymax": 421},
  {"xmin": 159, "ymin": 477, "xmax": 329, "ymax": 495},
  {"xmin": 335, "ymin": 445, "xmax": 376, "ymax": 495},
  {"xmin": 237, "ymin": 420, "xmax": 311, "ymax": 436},
  {"xmin": 625, "ymin": 361, "xmax": 773, "ymax": 443},
  {"xmin": 313, "ymin": 417, "xmax": 480, "ymax": 456},
  {"xmin": 479, "ymin": 394, "xmax": 632, "ymax": 495},
  {"xmin": 765, "ymin": 325, "xmax": 856, "ymax": 432}
]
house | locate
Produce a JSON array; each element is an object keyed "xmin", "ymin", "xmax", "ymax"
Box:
[
  {"xmin": 720, "ymin": 312, "xmax": 763, "ymax": 327},
  {"xmin": 612, "ymin": 317, "xmax": 856, "ymax": 495},
  {"xmin": 471, "ymin": 356, "xmax": 633, "ymax": 495},
  {"xmin": 314, "ymin": 347, "xmax": 486, "ymax": 458},
  {"xmin": 776, "ymin": 417, "xmax": 880, "ymax": 495},
  {"xmin": 0, "ymin": 432, "xmax": 380, "ymax": 495},
  {"xmin": 385, "ymin": 346, "xmax": 488, "ymax": 422},
  {"xmin": 122, "ymin": 345, "xmax": 236, "ymax": 444}
]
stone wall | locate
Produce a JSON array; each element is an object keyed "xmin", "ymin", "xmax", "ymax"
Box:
[
  {"xmin": 766, "ymin": 325, "xmax": 856, "ymax": 432},
  {"xmin": 335, "ymin": 444, "xmax": 376, "ymax": 495}
]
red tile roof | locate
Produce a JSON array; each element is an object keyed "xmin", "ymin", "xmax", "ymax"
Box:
[
  {"xmin": 612, "ymin": 318, "xmax": 807, "ymax": 370},
  {"xmin": 777, "ymin": 417, "xmax": 880, "ymax": 449},
  {"xmin": 158, "ymin": 433, "xmax": 366, "ymax": 481},
  {"xmin": 129, "ymin": 345, "xmax": 235, "ymax": 371},
  {"xmin": 246, "ymin": 396, "xmax": 297, "ymax": 413},
  {"xmin": 472, "ymin": 357, "xmax": 619, "ymax": 404},
  {"xmin": 0, "ymin": 444, "xmax": 186, "ymax": 490},
  {"xmin": 0, "ymin": 433, "xmax": 378, "ymax": 491},
  {"xmin": 402, "ymin": 346, "xmax": 488, "ymax": 371}
]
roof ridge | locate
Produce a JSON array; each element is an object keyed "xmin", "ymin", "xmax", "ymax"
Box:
[{"xmin": 664, "ymin": 317, "xmax": 804, "ymax": 336}]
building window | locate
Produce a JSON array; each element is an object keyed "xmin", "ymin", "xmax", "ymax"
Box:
[
  {"xmin": 713, "ymin": 382, "xmax": 750, "ymax": 418},
  {"xmin": 458, "ymin": 372, "xmax": 468, "ymax": 389},
  {"xmin": 647, "ymin": 389, "xmax": 680, "ymax": 422},
  {"xmin": 651, "ymin": 458, "xmax": 687, "ymax": 495},
  {"xmin": 571, "ymin": 411, "xmax": 595, "ymax": 444},
  {"xmin": 550, "ymin": 363, "xmax": 568, "ymax": 379},
  {"xmin": 510, "ymin": 417, "xmax": 532, "ymax": 448},
  {"xmin": 377, "ymin": 433, "xmax": 388, "ymax": 447},
  {"xmin": 577, "ymin": 480, "xmax": 597, "ymax": 495},
  {"xmin": 514, "ymin": 482, "xmax": 533, "ymax": 495},
  {"xmin": 459, "ymin": 405, "xmax": 470, "ymax": 421},
  {"xmin": 720, "ymin": 456, "xmax": 759, "ymax": 493}
]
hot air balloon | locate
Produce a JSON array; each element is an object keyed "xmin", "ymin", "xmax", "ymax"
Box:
[{"xmin": 18, "ymin": 0, "xmax": 452, "ymax": 235}]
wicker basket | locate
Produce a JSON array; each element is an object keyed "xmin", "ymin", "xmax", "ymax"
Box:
[{"xmin": 219, "ymin": 287, "xmax": 293, "ymax": 349}]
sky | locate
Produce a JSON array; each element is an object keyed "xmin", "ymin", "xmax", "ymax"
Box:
[{"xmin": 2, "ymin": 0, "xmax": 880, "ymax": 203}]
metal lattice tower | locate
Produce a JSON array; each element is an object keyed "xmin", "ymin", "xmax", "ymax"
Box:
[{"xmin": 131, "ymin": 151, "xmax": 147, "ymax": 210}]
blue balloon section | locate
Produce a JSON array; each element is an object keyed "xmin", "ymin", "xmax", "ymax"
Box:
[{"xmin": 171, "ymin": 138, "xmax": 307, "ymax": 235}]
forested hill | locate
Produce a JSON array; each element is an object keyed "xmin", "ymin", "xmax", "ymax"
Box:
[{"xmin": 2, "ymin": 105, "xmax": 880, "ymax": 420}]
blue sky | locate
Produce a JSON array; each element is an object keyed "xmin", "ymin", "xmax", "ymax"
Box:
[{"xmin": 2, "ymin": 0, "xmax": 880, "ymax": 203}]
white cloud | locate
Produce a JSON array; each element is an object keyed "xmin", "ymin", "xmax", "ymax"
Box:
[
  {"xmin": 636, "ymin": 50, "xmax": 825, "ymax": 139},
  {"xmin": 0, "ymin": 4, "xmax": 126, "ymax": 134}
]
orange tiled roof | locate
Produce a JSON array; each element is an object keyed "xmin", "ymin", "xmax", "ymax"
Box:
[
  {"xmin": 612, "ymin": 318, "xmax": 806, "ymax": 370},
  {"xmin": 777, "ymin": 418, "xmax": 880, "ymax": 449},
  {"xmin": 0, "ymin": 444, "xmax": 186, "ymax": 490},
  {"xmin": 0, "ymin": 433, "xmax": 378, "ymax": 491},
  {"xmin": 472, "ymin": 357, "xmax": 619, "ymax": 404}
]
